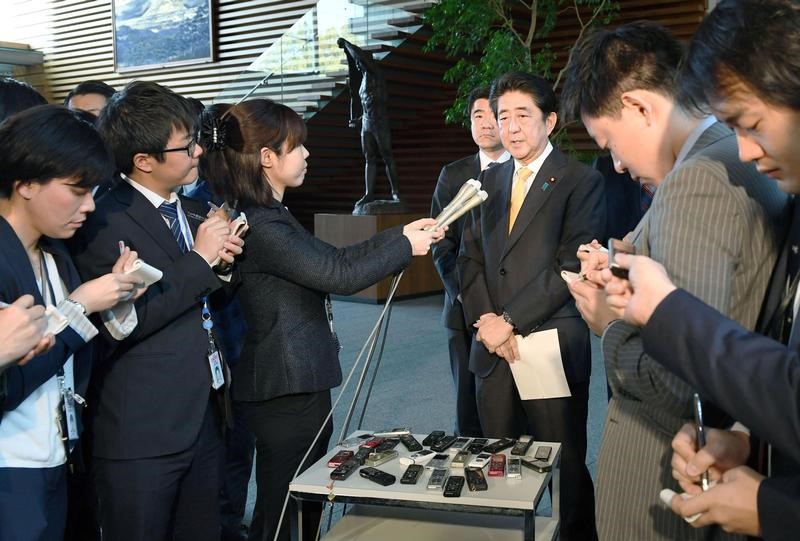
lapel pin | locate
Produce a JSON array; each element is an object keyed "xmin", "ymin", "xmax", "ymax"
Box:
[
  {"xmin": 541, "ymin": 182, "xmax": 550, "ymax": 192},
  {"xmin": 549, "ymin": 176, "xmax": 557, "ymax": 184}
]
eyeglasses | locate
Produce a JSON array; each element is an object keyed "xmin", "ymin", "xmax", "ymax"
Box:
[{"xmin": 160, "ymin": 138, "xmax": 198, "ymax": 157}]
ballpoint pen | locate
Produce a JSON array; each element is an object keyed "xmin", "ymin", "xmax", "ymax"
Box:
[{"xmin": 693, "ymin": 392, "xmax": 710, "ymax": 491}]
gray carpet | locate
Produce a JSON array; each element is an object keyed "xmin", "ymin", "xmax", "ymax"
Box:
[{"xmin": 243, "ymin": 293, "xmax": 608, "ymax": 528}]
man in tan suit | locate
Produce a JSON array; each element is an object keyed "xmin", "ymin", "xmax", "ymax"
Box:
[{"xmin": 559, "ymin": 22, "xmax": 788, "ymax": 540}]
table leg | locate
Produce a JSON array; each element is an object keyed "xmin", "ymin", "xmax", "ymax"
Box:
[
  {"xmin": 524, "ymin": 510, "xmax": 535, "ymax": 540},
  {"xmin": 551, "ymin": 455, "xmax": 560, "ymax": 534},
  {"xmin": 290, "ymin": 495, "xmax": 304, "ymax": 541}
]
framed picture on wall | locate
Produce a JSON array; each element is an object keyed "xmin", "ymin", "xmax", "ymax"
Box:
[{"xmin": 112, "ymin": 0, "xmax": 214, "ymax": 72}]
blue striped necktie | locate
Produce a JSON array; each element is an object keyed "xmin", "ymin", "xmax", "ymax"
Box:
[{"xmin": 158, "ymin": 201, "xmax": 189, "ymax": 254}]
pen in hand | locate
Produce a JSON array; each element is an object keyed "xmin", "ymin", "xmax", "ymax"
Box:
[{"xmin": 692, "ymin": 392, "xmax": 710, "ymax": 491}]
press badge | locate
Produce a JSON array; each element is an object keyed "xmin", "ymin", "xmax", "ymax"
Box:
[
  {"xmin": 202, "ymin": 298, "xmax": 225, "ymax": 390},
  {"xmin": 63, "ymin": 394, "xmax": 79, "ymax": 440},
  {"xmin": 208, "ymin": 349, "xmax": 224, "ymax": 390}
]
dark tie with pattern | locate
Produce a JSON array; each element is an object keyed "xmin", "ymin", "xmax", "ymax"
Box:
[
  {"xmin": 158, "ymin": 201, "xmax": 189, "ymax": 254},
  {"xmin": 641, "ymin": 183, "xmax": 656, "ymax": 213}
]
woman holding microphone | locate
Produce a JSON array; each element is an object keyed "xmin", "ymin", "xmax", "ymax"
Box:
[{"xmin": 199, "ymin": 99, "xmax": 443, "ymax": 541}]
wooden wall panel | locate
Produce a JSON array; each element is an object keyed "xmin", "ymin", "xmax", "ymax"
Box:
[
  {"xmin": 6, "ymin": 0, "xmax": 315, "ymax": 103},
  {"xmin": 5, "ymin": 0, "xmax": 708, "ymax": 230}
]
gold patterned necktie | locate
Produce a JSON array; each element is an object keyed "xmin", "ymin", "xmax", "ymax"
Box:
[{"xmin": 508, "ymin": 166, "xmax": 533, "ymax": 234}]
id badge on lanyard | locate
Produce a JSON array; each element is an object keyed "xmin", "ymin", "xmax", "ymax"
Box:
[
  {"xmin": 40, "ymin": 250, "xmax": 84, "ymax": 448},
  {"xmin": 202, "ymin": 298, "xmax": 225, "ymax": 390}
]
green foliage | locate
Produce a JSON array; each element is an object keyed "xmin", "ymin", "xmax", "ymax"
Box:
[{"xmin": 424, "ymin": 0, "xmax": 619, "ymax": 126}]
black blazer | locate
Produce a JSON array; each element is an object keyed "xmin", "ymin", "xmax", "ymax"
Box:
[
  {"xmin": 69, "ymin": 181, "xmax": 225, "ymax": 460},
  {"xmin": 0, "ymin": 218, "xmax": 92, "ymax": 422},
  {"xmin": 232, "ymin": 201, "xmax": 411, "ymax": 402},
  {"xmin": 458, "ymin": 148, "xmax": 606, "ymax": 381},
  {"xmin": 641, "ymin": 288, "xmax": 800, "ymax": 541},
  {"xmin": 431, "ymin": 153, "xmax": 481, "ymax": 330}
]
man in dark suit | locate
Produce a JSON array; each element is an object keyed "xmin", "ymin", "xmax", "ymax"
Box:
[
  {"xmin": 599, "ymin": 2, "xmax": 800, "ymax": 538},
  {"xmin": 185, "ymin": 177, "xmax": 254, "ymax": 541},
  {"xmin": 69, "ymin": 81, "xmax": 243, "ymax": 541},
  {"xmin": 431, "ymin": 85, "xmax": 509, "ymax": 437},
  {"xmin": 458, "ymin": 72, "xmax": 605, "ymax": 540}
]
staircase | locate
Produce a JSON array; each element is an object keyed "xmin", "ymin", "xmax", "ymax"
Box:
[{"xmin": 215, "ymin": 0, "xmax": 478, "ymax": 229}]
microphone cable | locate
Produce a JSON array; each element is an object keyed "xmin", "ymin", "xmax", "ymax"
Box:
[{"xmin": 268, "ymin": 270, "xmax": 404, "ymax": 541}]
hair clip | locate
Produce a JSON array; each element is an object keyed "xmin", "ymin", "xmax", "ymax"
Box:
[{"xmin": 201, "ymin": 114, "xmax": 227, "ymax": 152}]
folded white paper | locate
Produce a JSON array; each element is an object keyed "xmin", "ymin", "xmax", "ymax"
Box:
[
  {"xmin": 510, "ymin": 329, "xmax": 571, "ymax": 400},
  {"xmin": 125, "ymin": 259, "xmax": 162, "ymax": 286}
]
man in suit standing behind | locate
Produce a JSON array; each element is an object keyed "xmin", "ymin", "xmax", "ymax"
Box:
[
  {"xmin": 69, "ymin": 81, "xmax": 244, "ymax": 541},
  {"xmin": 559, "ymin": 21, "xmax": 788, "ymax": 540},
  {"xmin": 431, "ymin": 86, "xmax": 510, "ymax": 437},
  {"xmin": 458, "ymin": 71, "xmax": 605, "ymax": 540}
]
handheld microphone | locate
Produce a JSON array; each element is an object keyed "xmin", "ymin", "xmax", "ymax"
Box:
[
  {"xmin": 429, "ymin": 179, "xmax": 484, "ymax": 230},
  {"xmin": 436, "ymin": 190, "xmax": 488, "ymax": 228},
  {"xmin": 428, "ymin": 189, "xmax": 488, "ymax": 230}
]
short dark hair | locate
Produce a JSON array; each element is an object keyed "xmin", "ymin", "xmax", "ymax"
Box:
[
  {"xmin": 681, "ymin": 0, "xmax": 800, "ymax": 112},
  {"xmin": 97, "ymin": 80, "xmax": 197, "ymax": 175},
  {"xmin": 63, "ymin": 80, "xmax": 116, "ymax": 106},
  {"xmin": 0, "ymin": 77, "xmax": 47, "ymax": 123},
  {"xmin": 559, "ymin": 21, "xmax": 684, "ymax": 123},
  {"xmin": 465, "ymin": 86, "xmax": 491, "ymax": 118},
  {"xmin": 198, "ymin": 99, "xmax": 307, "ymax": 209},
  {"xmin": 489, "ymin": 72, "xmax": 557, "ymax": 119},
  {"xmin": 0, "ymin": 105, "xmax": 113, "ymax": 198}
]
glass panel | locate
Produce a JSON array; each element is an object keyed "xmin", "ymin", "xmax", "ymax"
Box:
[{"xmin": 214, "ymin": 0, "xmax": 425, "ymax": 118}]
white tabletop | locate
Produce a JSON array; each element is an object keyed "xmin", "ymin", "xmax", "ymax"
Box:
[{"xmin": 289, "ymin": 433, "xmax": 561, "ymax": 512}]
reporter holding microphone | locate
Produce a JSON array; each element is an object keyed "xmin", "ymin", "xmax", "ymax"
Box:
[
  {"xmin": 199, "ymin": 99, "xmax": 444, "ymax": 541},
  {"xmin": 0, "ymin": 106, "xmax": 146, "ymax": 540}
]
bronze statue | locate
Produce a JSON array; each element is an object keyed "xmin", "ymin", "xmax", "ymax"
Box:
[{"xmin": 337, "ymin": 38, "xmax": 405, "ymax": 215}]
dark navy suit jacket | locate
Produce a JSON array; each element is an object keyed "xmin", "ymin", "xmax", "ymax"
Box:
[
  {"xmin": 0, "ymin": 217, "xmax": 92, "ymax": 424},
  {"xmin": 69, "ymin": 181, "xmax": 225, "ymax": 460}
]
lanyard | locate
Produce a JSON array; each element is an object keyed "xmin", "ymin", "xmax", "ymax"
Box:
[{"xmin": 202, "ymin": 297, "xmax": 225, "ymax": 390}]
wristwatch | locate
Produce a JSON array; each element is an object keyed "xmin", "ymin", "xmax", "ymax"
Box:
[
  {"xmin": 64, "ymin": 298, "xmax": 87, "ymax": 315},
  {"xmin": 501, "ymin": 310, "xmax": 514, "ymax": 328}
]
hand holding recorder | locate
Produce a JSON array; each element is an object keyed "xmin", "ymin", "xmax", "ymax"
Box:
[
  {"xmin": 0, "ymin": 295, "xmax": 53, "ymax": 367},
  {"xmin": 603, "ymin": 253, "xmax": 677, "ymax": 327}
]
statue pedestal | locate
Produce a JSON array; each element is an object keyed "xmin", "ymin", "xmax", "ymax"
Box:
[{"xmin": 314, "ymin": 213, "xmax": 443, "ymax": 303}]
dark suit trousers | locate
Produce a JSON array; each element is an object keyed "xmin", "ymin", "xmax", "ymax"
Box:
[
  {"xmin": 0, "ymin": 465, "xmax": 67, "ymax": 541},
  {"xmin": 241, "ymin": 391, "xmax": 333, "ymax": 541},
  {"xmin": 476, "ymin": 362, "xmax": 596, "ymax": 541},
  {"xmin": 93, "ymin": 401, "xmax": 224, "ymax": 541},
  {"xmin": 220, "ymin": 399, "xmax": 256, "ymax": 540},
  {"xmin": 446, "ymin": 327, "xmax": 482, "ymax": 437}
]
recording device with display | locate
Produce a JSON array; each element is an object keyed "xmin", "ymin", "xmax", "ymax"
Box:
[
  {"xmin": 364, "ymin": 449, "xmax": 398, "ymax": 467},
  {"xmin": 400, "ymin": 464, "xmax": 424, "ymax": 485},
  {"xmin": 483, "ymin": 438, "xmax": 515, "ymax": 454},
  {"xmin": 399, "ymin": 434, "xmax": 423, "ymax": 452},
  {"xmin": 465, "ymin": 467, "xmax": 488, "ymax": 491},
  {"xmin": 359, "ymin": 467, "xmax": 396, "ymax": 486},
  {"xmin": 507, "ymin": 458, "xmax": 522, "ymax": 478},
  {"xmin": 467, "ymin": 438, "xmax": 488, "ymax": 454},
  {"xmin": 430, "ymin": 435, "xmax": 458, "ymax": 452},
  {"xmin": 427, "ymin": 468, "xmax": 449, "ymax": 490},
  {"xmin": 510, "ymin": 435, "xmax": 533, "ymax": 456},
  {"xmin": 327, "ymin": 450, "xmax": 354, "ymax": 468},
  {"xmin": 608, "ymin": 238, "xmax": 636, "ymax": 279},
  {"xmin": 422, "ymin": 430, "xmax": 445, "ymax": 447},
  {"xmin": 488, "ymin": 454, "xmax": 506, "ymax": 477},
  {"xmin": 443, "ymin": 475, "xmax": 465, "ymax": 497},
  {"xmin": 330, "ymin": 458, "xmax": 360, "ymax": 480}
]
